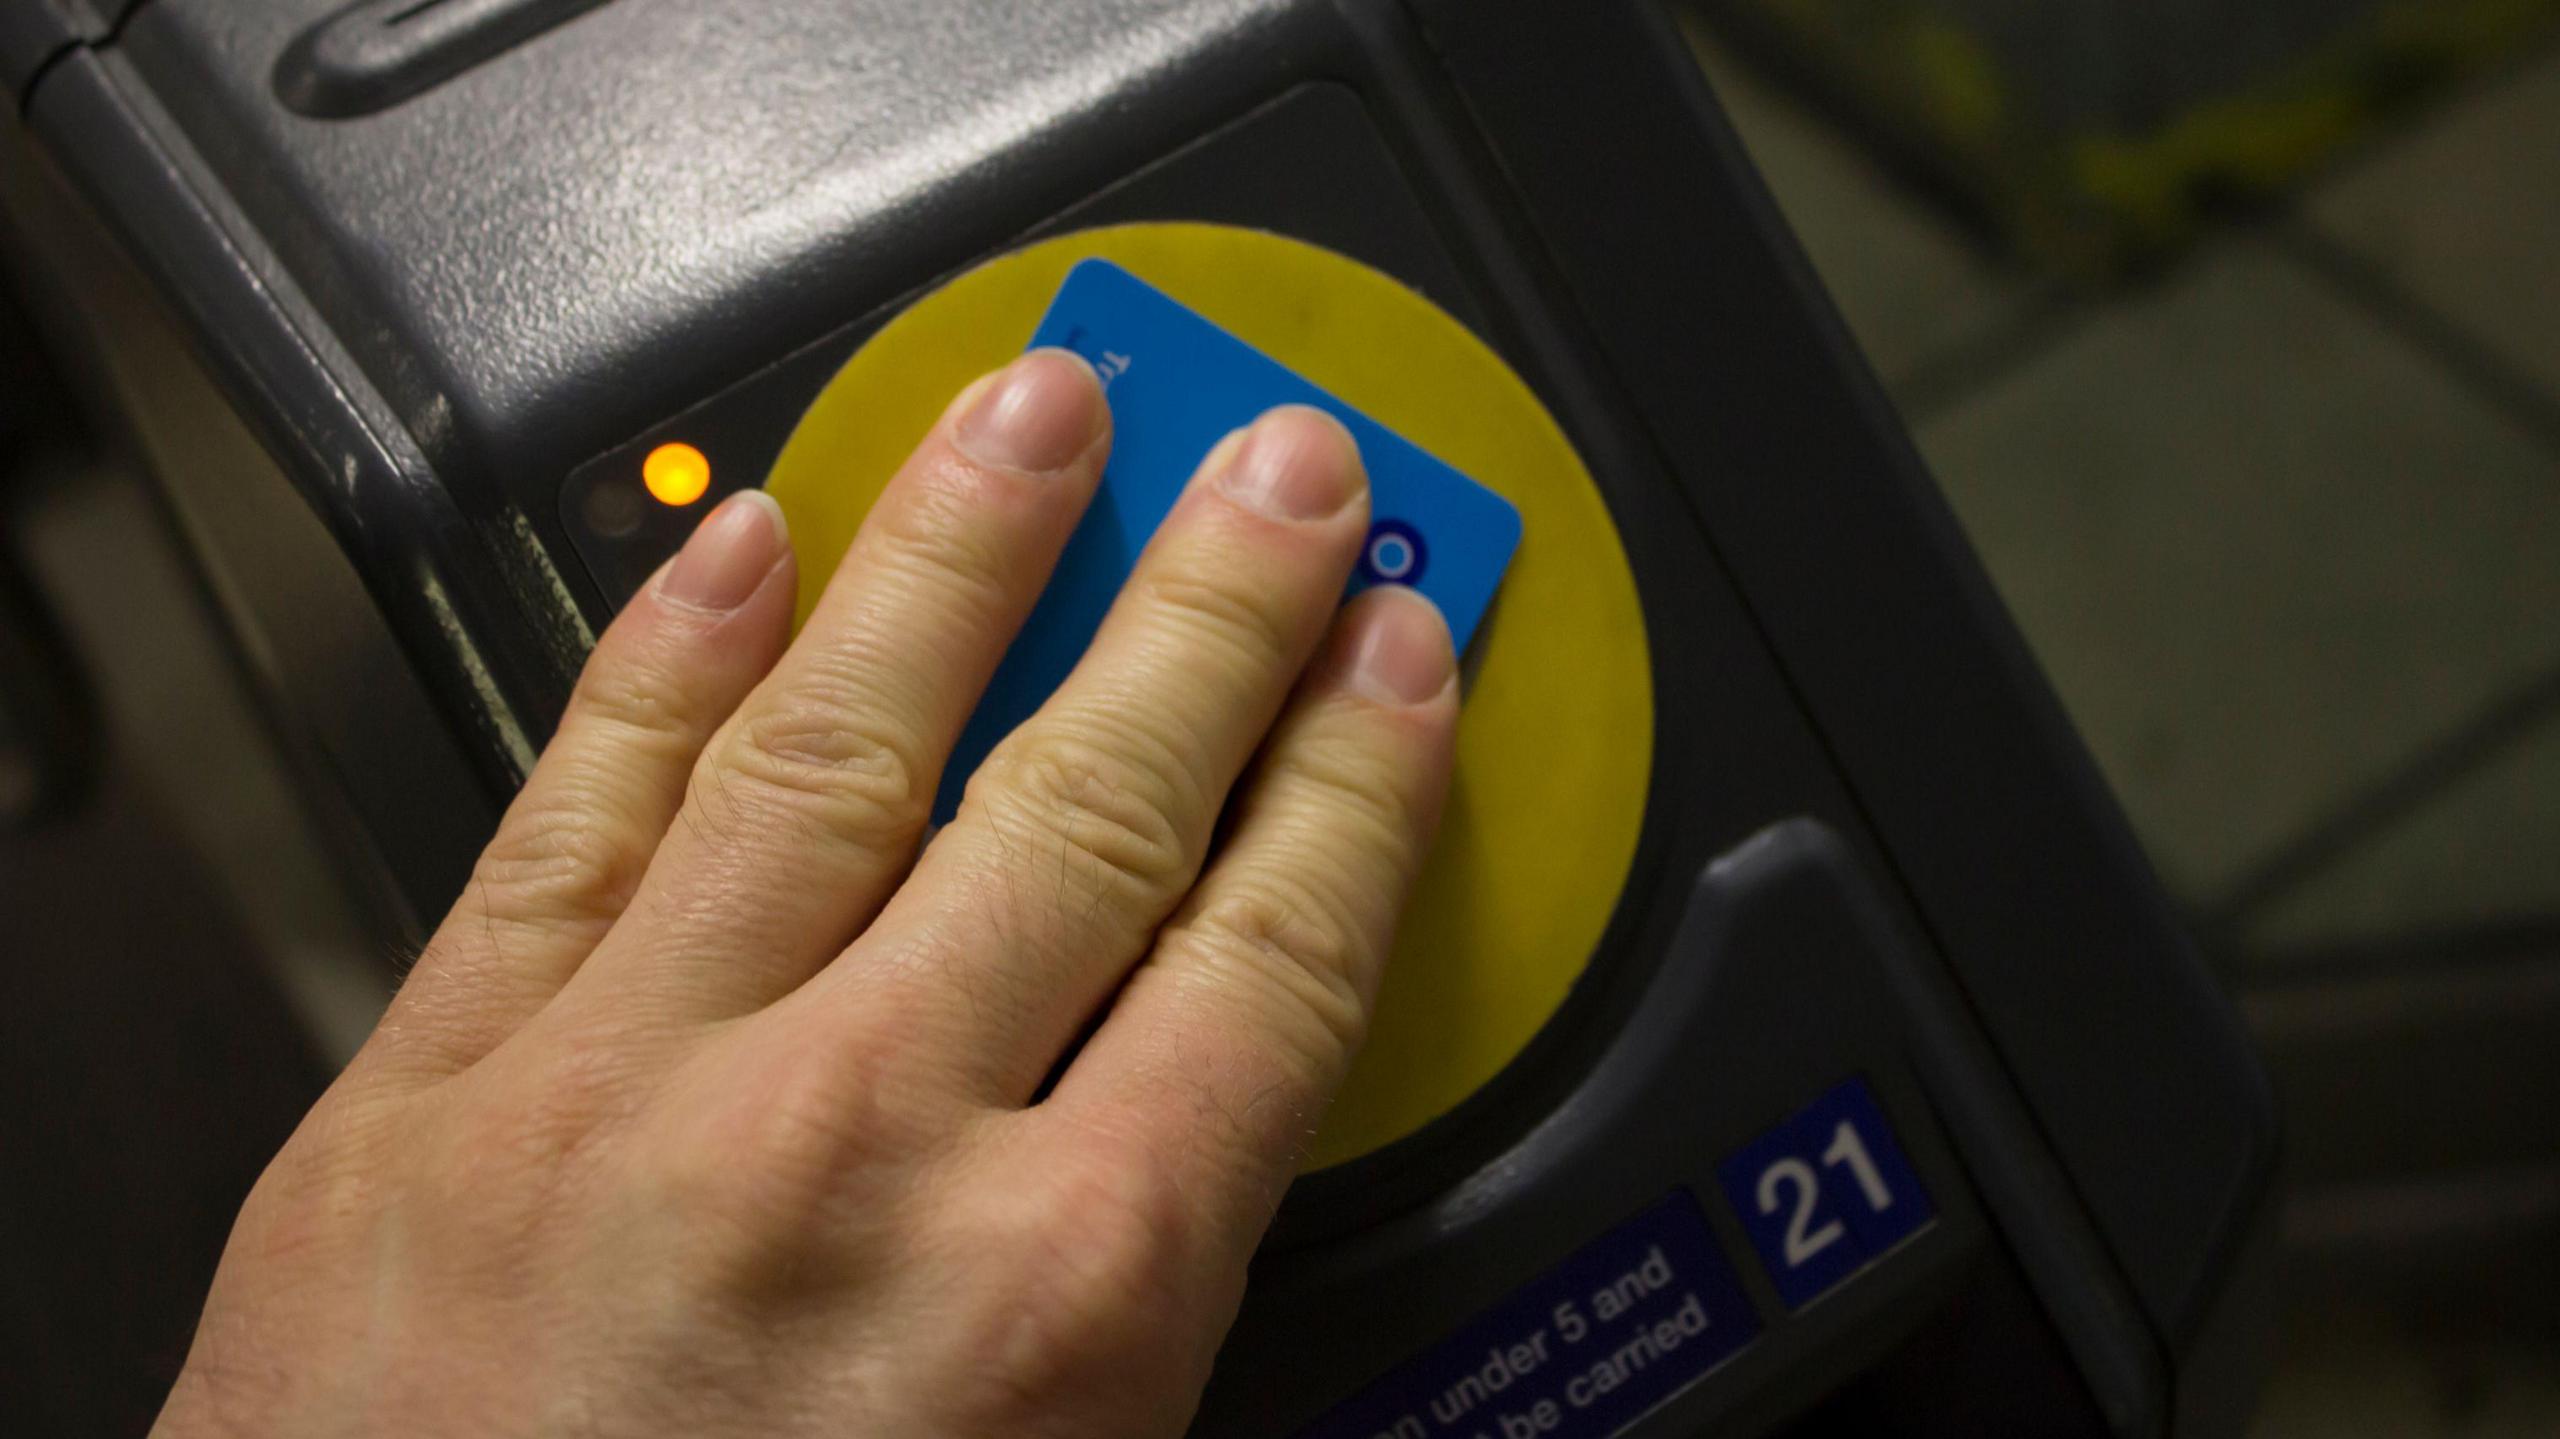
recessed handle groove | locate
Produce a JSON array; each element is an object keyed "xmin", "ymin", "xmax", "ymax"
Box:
[{"xmin": 275, "ymin": 0, "xmax": 615, "ymax": 118}]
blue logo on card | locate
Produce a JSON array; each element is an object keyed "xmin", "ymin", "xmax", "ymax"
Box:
[
  {"xmin": 1714, "ymin": 1077, "xmax": 1934, "ymax": 1311},
  {"xmin": 1362, "ymin": 519, "xmax": 1430, "ymax": 586}
]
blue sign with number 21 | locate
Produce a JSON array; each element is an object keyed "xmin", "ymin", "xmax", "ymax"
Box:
[{"xmin": 1715, "ymin": 1077, "xmax": 1935, "ymax": 1311}]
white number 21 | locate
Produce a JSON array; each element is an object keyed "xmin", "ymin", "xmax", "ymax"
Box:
[{"xmin": 1756, "ymin": 1121, "xmax": 1895, "ymax": 1267}]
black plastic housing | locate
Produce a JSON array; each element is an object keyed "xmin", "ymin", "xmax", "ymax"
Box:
[{"xmin": 3, "ymin": 1, "xmax": 2276, "ymax": 1432}]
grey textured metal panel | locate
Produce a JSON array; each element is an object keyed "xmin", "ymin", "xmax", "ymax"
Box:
[{"xmin": 116, "ymin": 0, "xmax": 1308, "ymax": 497}]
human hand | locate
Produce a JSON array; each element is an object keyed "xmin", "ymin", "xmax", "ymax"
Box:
[{"xmin": 155, "ymin": 350, "xmax": 1459, "ymax": 1438}]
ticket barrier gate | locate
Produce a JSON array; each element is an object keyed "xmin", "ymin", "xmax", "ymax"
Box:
[{"xmin": 0, "ymin": 2, "xmax": 2276, "ymax": 1433}]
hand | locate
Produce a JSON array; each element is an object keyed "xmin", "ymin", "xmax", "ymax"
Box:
[{"xmin": 156, "ymin": 350, "xmax": 1460, "ymax": 1438}]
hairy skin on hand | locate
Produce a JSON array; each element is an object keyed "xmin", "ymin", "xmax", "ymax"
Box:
[{"xmin": 157, "ymin": 353, "xmax": 1459, "ymax": 1439}]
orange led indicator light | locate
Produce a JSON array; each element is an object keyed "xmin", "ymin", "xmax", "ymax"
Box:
[{"xmin": 642, "ymin": 441, "xmax": 713, "ymax": 506}]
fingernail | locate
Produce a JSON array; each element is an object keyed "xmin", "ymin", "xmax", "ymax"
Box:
[
  {"xmin": 952, "ymin": 348, "xmax": 1107, "ymax": 473},
  {"xmin": 1217, "ymin": 405, "xmax": 1364, "ymax": 521},
  {"xmin": 661, "ymin": 490, "xmax": 786, "ymax": 612},
  {"xmin": 1333, "ymin": 586, "xmax": 1455, "ymax": 706}
]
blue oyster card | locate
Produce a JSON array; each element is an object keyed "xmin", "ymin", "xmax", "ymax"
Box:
[{"xmin": 933, "ymin": 258, "xmax": 1522, "ymax": 820}]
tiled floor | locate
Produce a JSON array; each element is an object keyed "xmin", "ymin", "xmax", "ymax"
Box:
[
  {"xmin": 1689, "ymin": 18, "xmax": 2560, "ymax": 961},
  {"xmin": 1685, "ymin": 17, "xmax": 2560, "ymax": 1436},
  {"xmin": 2307, "ymin": 55, "xmax": 2560, "ymax": 403},
  {"xmin": 2248, "ymin": 714, "xmax": 2560, "ymax": 952},
  {"xmin": 1918, "ymin": 244, "xmax": 2560, "ymax": 913}
]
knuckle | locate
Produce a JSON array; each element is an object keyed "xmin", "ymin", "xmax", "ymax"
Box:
[
  {"xmin": 955, "ymin": 1137, "xmax": 1200, "ymax": 1419},
  {"xmin": 1135, "ymin": 567, "xmax": 1299, "ymax": 673},
  {"xmin": 470, "ymin": 1040, "xmax": 635, "ymax": 1167},
  {"xmin": 666, "ymin": 1076, "xmax": 882, "ymax": 1238},
  {"xmin": 648, "ymin": 1027, "xmax": 953, "ymax": 1293},
  {"xmin": 972, "ymin": 724, "xmax": 1199, "ymax": 904},
  {"xmin": 719, "ymin": 700, "xmax": 933, "ymax": 853},
  {"xmin": 1041, "ymin": 1130, "xmax": 1198, "ymax": 1284},
  {"xmin": 738, "ymin": 1040, "xmax": 922, "ymax": 1192},
  {"xmin": 470, "ymin": 799, "xmax": 641, "ymax": 926},
  {"xmin": 1264, "ymin": 730, "xmax": 1424, "ymax": 848},
  {"xmin": 877, "ymin": 473, "xmax": 1018, "ymax": 597},
  {"xmin": 569, "ymin": 649, "xmax": 702, "ymax": 748},
  {"xmin": 1176, "ymin": 881, "xmax": 1372, "ymax": 1071}
]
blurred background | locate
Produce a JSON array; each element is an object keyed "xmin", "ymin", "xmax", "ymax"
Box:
[
  {"xmin": 1675, "ymin": 1, "xmax": 2560, "ymax": 1432},
  {"xmin": 3, "ymin": 1, "xmax": 2555, "ymax": 1433}
]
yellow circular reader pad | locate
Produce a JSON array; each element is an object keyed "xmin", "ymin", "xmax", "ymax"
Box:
[{"xmin": 765, "ymin": 224, "xmax": 1651, "ymax": 1168}]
